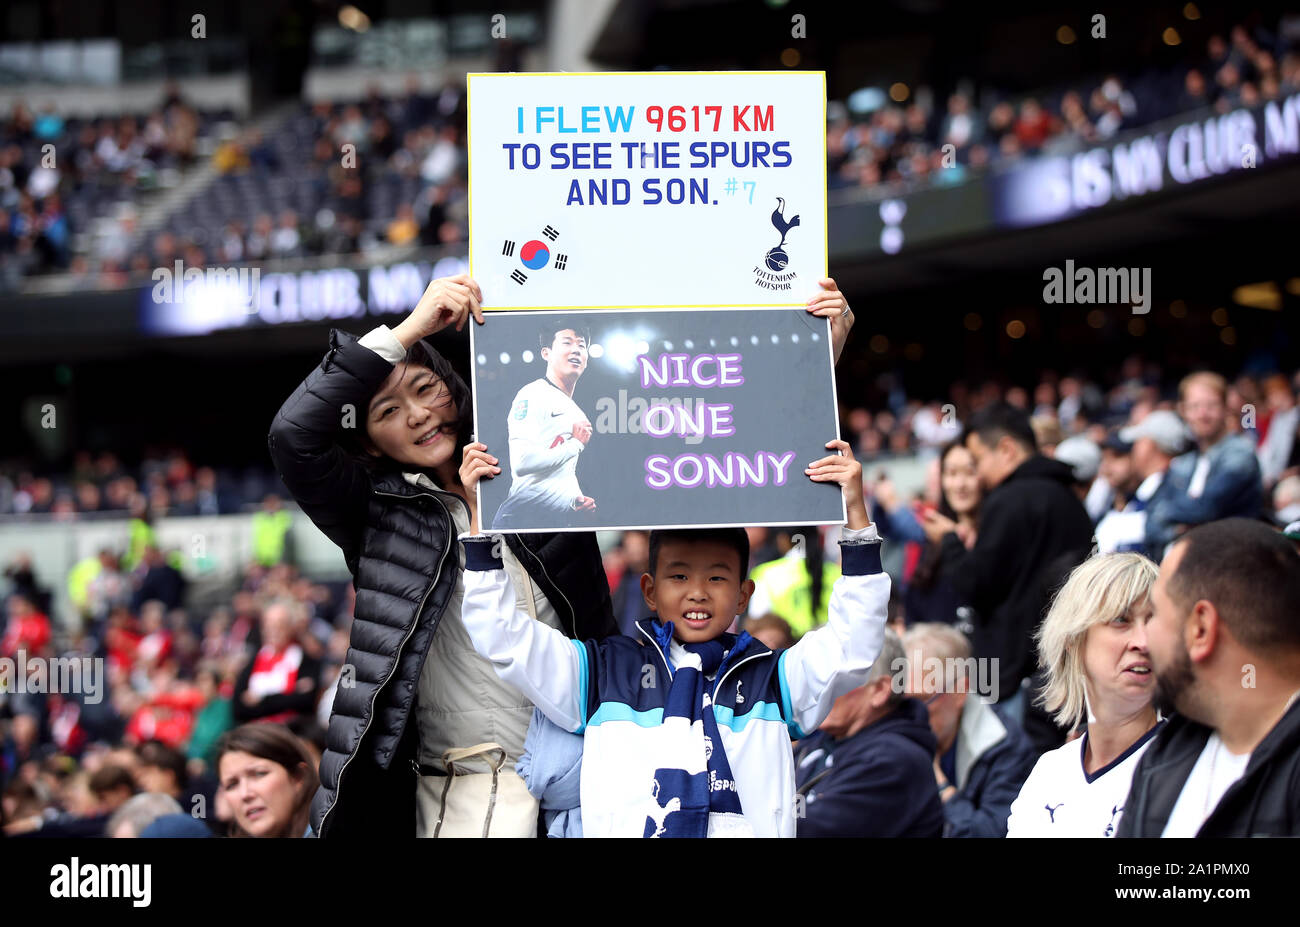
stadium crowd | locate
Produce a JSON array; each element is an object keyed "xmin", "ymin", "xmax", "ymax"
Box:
[
  {"xmin": 3, "ymin": 18, "xmax": 1297, "ymax": 291},
  {"xmin": 0, "ymin": 448, "xmax": 285, "ymax": 519},
  {"xmin": 3, "ymin": 346, "xmax": 1298, "ymax": 837},
  {"xmin": 830, "ymin": 20, "xmax": 1300, "ymax": 189},
  {"xmin": 2, "ymin": 7, "xmax": 1298, "ymax": 841},
  {"xmin": 0, "ymin": 87, "xmax": 225, "ymax": 289}
]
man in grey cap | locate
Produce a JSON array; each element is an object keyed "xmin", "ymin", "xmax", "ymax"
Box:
[{"xmin": 1095, "ymin": 410, "xmax": 1188, "ymax": 557}]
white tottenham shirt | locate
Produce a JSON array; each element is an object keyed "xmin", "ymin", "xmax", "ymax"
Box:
[
  {"xmin": 503, "ymin": 377, "xmax": 587, "ymax": 510},
  {"xmin": 1007, "ymin": 722, "xmax": 1164, "ymax": 837},
  {"xmin": 1160, "ymin": 733, "xmax": 1251, "ymax": 837}
]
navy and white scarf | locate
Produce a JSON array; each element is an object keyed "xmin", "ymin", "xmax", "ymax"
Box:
[{"xmin": 643, "ymin": 625, "xmax": 755, "ymax": 838}]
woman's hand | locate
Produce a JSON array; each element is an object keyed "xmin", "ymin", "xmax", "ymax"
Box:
[
  {"xmin": 394, "ymin": 274, "xmax": 484, "ymax": 348},
  {"xmin": 806, "ymin": 438, "xmax": 871, "ymax": 530},
  {"xmin": 921, "ymin": 509, "xmax": 958, "ymax": 544},
  {"xmin": 806, "ymin": 277, "xmax": 854, "ymax": 365},
  {"xmin": 459, "ymin": 442, "xmax": 500, "ymax": 534}
]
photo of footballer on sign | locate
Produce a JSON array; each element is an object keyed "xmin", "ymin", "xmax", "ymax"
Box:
[
  {"xmin": 491, "ymin": 321, "xmax": 597, "ymax": 529},
  {"xmin": 471, "ymin": 307, "xmax": 846, "ymax": 532}
]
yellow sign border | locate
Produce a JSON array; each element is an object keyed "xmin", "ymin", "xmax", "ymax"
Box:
[{"xmin": 466, "ymin": 70, "xmax": 828, "ymax": 311}]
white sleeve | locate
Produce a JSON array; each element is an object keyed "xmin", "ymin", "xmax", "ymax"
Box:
[
  {"xmin": 358, "ymin": 325, "xmax": 407, "ymax": 364},
  {"xmin": 459, "ymin": 536, "xmax": 585, "ymax": 732},
  {"xmin": 777, "ymin": 526, "xmax": 888, "ymax": 737},
  {"xmin": 506, "ymin": 387, "xmax": 583, "ymax": 477}
]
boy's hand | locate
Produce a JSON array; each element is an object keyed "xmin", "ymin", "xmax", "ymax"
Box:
[
  {"xmin": 394, "ymin": 273, "xmax": 485, "ymax": 348},
  {"xmin": 806, "ymin": 439, "xmax": 871, "ymax": 530},
  {"xmin": 459, "ymin": 442, "xmax": 500, "ymax": 534},
  {"xmin": 806, "ymin": 277, "xmax": 854, "ymax": 365}
]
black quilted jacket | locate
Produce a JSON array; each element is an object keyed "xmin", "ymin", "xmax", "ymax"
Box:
[{"xmin": 268, "ymin": 328, "xmax": 615, "ymax": 838}]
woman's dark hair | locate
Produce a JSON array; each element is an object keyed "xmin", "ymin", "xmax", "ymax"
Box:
[
  {"xmin": 215, "ymin": 723, "xmax": 319, "ymax": 838},
  {"xmin": 911, "ymin": 441, "xmax": 974, "ymax": 592},
  {"xmin": 796, "ymin": 527, "xmax": 826, "ymax": 624},
  {"xmin": 345, "ymin": 337, "xmax": 475, "ymax": 486}
]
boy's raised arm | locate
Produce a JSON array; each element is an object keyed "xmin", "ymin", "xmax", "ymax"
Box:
[
  {"xmin": 458, "ymin": 443, "xmax": 587, "ymax": 733},
  {"xmin": 460, "ymin": 535, "xmax": 588, "ymax": 733},
  {"xmin": 778, "ymin": 440, "xmax": 890, "ymax": 736}
]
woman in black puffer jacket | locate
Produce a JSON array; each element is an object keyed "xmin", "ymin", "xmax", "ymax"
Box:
[{"xmin": 268, "ymin": 274, "xmax": 615, "ymax": 838}]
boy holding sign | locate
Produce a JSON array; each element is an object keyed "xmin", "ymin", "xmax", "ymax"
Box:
[{"xmin": 455, "ymin": 437, "xmax": 887, "ymax": 837}]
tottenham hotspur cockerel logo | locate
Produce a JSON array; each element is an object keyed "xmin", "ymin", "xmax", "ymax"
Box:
[{"xmin": 753, "ymin": 197, "xmax": 799, "ymax": 291}]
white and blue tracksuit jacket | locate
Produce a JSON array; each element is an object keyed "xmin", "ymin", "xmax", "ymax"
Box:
[{"xmin": 460, "ymin": 526, "xmax": 890, "ymax": 838}]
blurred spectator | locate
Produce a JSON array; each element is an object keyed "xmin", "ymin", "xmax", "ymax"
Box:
[
  {"xmin": 1274, "ymin": 475, "xmax": 1300, "ymax": 526},
  {"xmin": 878, "ymin": 441, "xmax": 981, "ymax": 628},
  {"xmin": 748, "ymin": 527, "xmax": 840, "ymax": 637},
  {"xmin": 743, "ymin": 614, "xmax": 795, "ymax": 650},
  {"xmin": 134, "ymin": 740, "xmax": 188, "ymax": 802},
  {"xmin": 904, "ymin": 622, "xmax": 1035, "ymax": 837},
  {"xmin": 185, "ymin": 664, "xmax": 234, "ymax": 775},
  {"xmin": 743, "ymin": 526, "xmax": 781, "ymax": 571},
  {"xmin": 4, "ymin": 553, "xmax": 51, "ymax": 614},
  {"xmin": 1013, "ymin": 98, "xmax": 1059, "ymax": 151},
  {"xmin": 794, "ymin": 629, "xmax": 944, "ymax": 837},
  {"xmin": 105, "ymin": 791, "xmax": 181, "ymax": 838},
  {"xmin": 77, "ymin": 550, "xmax": 130, "ymax": 626},
  {"xmin": 138, "ymin": 812, "xmax": 213, "ymax": 837},
  {"xmin": 1053, "ymin": 434, "xmax": 1107, "ymax": 521},
  {"xmin": 1146, "ymin": 372, "xmax": 1263, "ymax": 558},
  {"xmin": 387, "ymin": 204, "xmax": 420, "ymax": 246},
  {"xmin": 1031, "ymin": 416, "xmax": 1064, "ymax": 457},
  {"xmin": 232, "ymin": 601, "xmax": 321, "ymax": 724},
  {"xmin": 1008, "ymin": 553, "xmax": 1161, "ymax": 837},
  {"xmin": 216, "ymin": 723, "xmax": 318, "ymax": 837},
  {"xmin": 1095, "ymin": 411, "xmax": 1188, "ymax": 556},
  {"xmin": 2, "ymin": 593, "xmax": 51, "ymax": 658},
  {"xmin": 129, "ymin": 545, "xmax": 185, "ymax": 611},
  {"xmin": 1257, "ymin": 374, "xmax": 1298, "ymax": 488},
  {"xmin": 17, "ymin": 763, "xmax": 138, "ymax": 837},
  {"xmin": 608, "ymin": 530, "xmax": 649, "ymax": 637},
  {"xmin": 270, "ymin": 210, "xmax": 302, "ymax": 259},
  {"xmin": 923, "ymin": 402, "xmax": 1093, "ymax": 744}
]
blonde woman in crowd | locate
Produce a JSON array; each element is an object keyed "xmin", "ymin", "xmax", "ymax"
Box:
[{"xmin": 1007, "ymin": 552, "xmax": 1162, "ymax": 837}]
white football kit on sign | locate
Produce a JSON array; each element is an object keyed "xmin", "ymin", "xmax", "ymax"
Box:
[{"xmin": 503, "ymin": 377, "xmax": 587, "ymax": 511}]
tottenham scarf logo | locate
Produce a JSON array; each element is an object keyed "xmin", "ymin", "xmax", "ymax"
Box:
[
  {"xmin": 643, "ymin": 629, "xmax": 751, "ymax": 838},
  {"xmin": 502, "ymin": 224, "xmax": 569, "ymax": 285}
]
